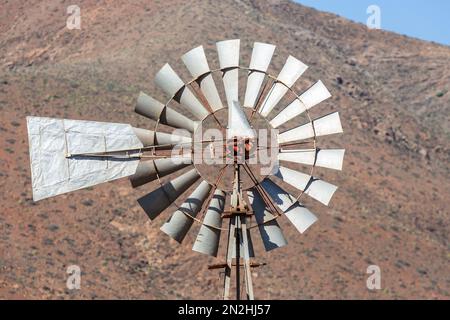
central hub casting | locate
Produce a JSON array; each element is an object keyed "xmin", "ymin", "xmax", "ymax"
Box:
[{"xmin": 193, "ymin": 108, "xmax": 277, "ymax": 192}]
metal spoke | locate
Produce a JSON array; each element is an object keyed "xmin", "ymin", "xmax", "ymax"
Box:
[
  {"xmin": 242, "ymin": 163, "xmax": 281, "ymax": 218},
  {"xmin": 249, "ymin": 76, "xmax": 275, "ymax": 123},
  {"xmin": 189, "ymin": 82, "xmax": 224, "ymax": 128},
  {"xmin": 197, "ymin": 164, "xmax": 229, "ymax": 222}
]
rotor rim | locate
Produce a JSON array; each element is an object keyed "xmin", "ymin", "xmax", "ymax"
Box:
[{"xmin": 151, "ymin": 65, "xmax": 317, "ymax": 231}]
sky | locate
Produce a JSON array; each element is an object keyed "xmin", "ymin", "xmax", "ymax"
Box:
[{"xmin": 294, "ymin": 0, "xmax": 450, "ymax": 46}]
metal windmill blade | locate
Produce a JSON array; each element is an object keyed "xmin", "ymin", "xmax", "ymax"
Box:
[
  {"xmin": 247, "ymin": 188, "xmax": 287, "ymax": 251},
  {"xmin": 278, "ymin": 148, "xmax": 345, "ymax": 171},
  {"xmin": 192, "ymin": 189, "xmax": 226, "ymax": 257},
  {"xmin": 182, "ymin": 45, "xmax": 223, "ymax": 112},
  {"xmin": 155, "ymin": 63, "xmax": 210, "ymax": 120},
  {"xmin": 136, "ymin": 92, "xmax": 197, "ymax": 132},
  {"xmin": 244, "ymin": 42, "xmax": 276, "ymax": 109},
  {"xmin": 26, "ymin": 39, "xmax": 345, "ymax": 301},
  {"xmin": 217, "ymin": 39, "xmax": 240, "ymax": 109},
  {"xmin": 130, "ymin": 154, "xmax": 192, "ymax": 188},
  {"xmin": 273, "ymin": 166, "xmax": 338, "ymax": 206},
  {"xmin": 277, "ymin": 111, "xmax": 343, "ymax": 144},
  {"xmin": 160, "ymin": 180, "xmax": 212, "ymax": 243},
  {"xmin": 260, "ymin": 178, "xmax": 318, "ymax": 233},
  {"xmin": 258, "ymin": 55, "xmax": 308, "ymax": 117},
  {"xmin": 132, "ymin": 127, "xmax": 192, "ymax": 146},
  {"xmin": 270, "ymin": 80, "xmax": 331, "ymax": 128},
  {"xmin": 137, "ymin": 168, "xmax": 201, "ymax": 220}
]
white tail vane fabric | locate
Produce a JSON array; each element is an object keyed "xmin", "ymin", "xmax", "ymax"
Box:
[
  {"xmin": 227, "ymin": 101, "xmax": 256, "ymax": 139},
  {"xmin": 27, "ymin": 117, "xmax": 143, "ymax": 201},
  {"xmin": 244, "ymin": 42, "xmax": 276, "ymax": 108},
  {"xmin": 155, "ymin": 63, "xmax": 210, "ymax": 120},
  {"xmin": 26, "ymin": 40, "xmax": 345, "ymax": 300},
  {"xmin": 270, "ymin": 80, "xmax": 331, "ymax": 128},
  {"xmin": 259, "ymin": 55, "xmax": 308, "ymax": 117},
  {"xmin": 217, "ymin": 39, "xmax": 240, "ymax": 109},
  {"xmin": 182, "ymin": 45, "xmax": 223, "ymax": 111}
]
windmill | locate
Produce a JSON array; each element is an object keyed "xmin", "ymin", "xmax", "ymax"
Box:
[{"xmin": 27, "ymin": 40, "xmax": 344, "ymax": 300}]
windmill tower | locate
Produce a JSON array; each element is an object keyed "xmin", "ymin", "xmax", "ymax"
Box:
[{"xmin": 27, "ymin": 40, "xmax": 344, "ymax": 300}]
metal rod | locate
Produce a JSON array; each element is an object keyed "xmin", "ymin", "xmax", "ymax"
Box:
[
  {"xmin": 208, "ymin": 262, "xmax": 265, "ymax": 269},
  {"xmin": 223, "ymin": 217, "xmax": 235, "ymax": 300},
  {"xmin": 249, "ymin": 76, "xmax": 274, "ymax": 122},
  {"xmin": 242, "ymin": 162, "xmax": 281, "ymax": 218},
  {"xmin": 197, "ymin": 164, "xmax": 228, "ymax": 222},
  {"xmin": 241, "ymin": 215, "xmax": 254, "ymax": 300},
  {"xmin": 189, "ymin": 82, "xmax": 224, "ymax": 128},
  {"xmin": 235, "ymin": 215, "xmax": 241, "ymax": 300},
  {"xmin": 65, "ymin": 138, "xmax": 231, "ymax": 158},
  {"xmin": 256, "ymin": 139, "xmax": 314, "ymax": 151}
]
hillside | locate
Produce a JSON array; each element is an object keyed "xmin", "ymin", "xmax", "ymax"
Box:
[{"xmin": 0, "ymin": 0, "xmax": 449, "ymax": 299}]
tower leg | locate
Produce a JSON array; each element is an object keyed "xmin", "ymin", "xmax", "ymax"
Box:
[
  {"xmin": 222, "ymin": 163, "xmax": 255, "ymax": 300},
  {"xmin": 235, "ymin": 216, "xmax": 241, "ymax": 300},
  {"xmin": 240, "ymin": 215, "xmax": 254, "ymax": 300},
  {"xmin": 223, "ymin": 217, "xmax": 235, "ymax": 300}
]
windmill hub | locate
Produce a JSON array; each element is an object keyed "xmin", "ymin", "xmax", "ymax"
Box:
[{"xmin": 193, "ymin": 107, "xmax": 274, "ymax": 192}]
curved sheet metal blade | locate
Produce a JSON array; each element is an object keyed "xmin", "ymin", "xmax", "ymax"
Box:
[
  {"xmin": 270, "ymin": 80, "xmax": 331, "ymax": 128},
  {"xmin": 313, "ymin": 111, "xmax": 343, "ymax": 137},
  {"xmin": 216, "ymin": 39, "xmax": 240, "ymax": 109},
  {"xmin": 277, "ymin": 111, "xmax": 343, "ymax": 144},
  {"xmin": 132, "ymin": 127, "xmax": 192, "ymax": 147},
  {"xmin": 314, "ymin": 149, "xmax": 345, "ymax": 170},
  {"xmin": 160, "ymin": 180, "xmax": 212, "ymax": 243},
  {"xmin": 300, "ymin": 80, "xmax": 331, "ymax": 109},
  {"xmin": 260, "ymin": 178, "xmax": 317, "ymax": 233},
  {"xmin": 278, "ymin": 149, "xmax": 316, "ymax": 167},
  {"xmin": 227, "ymin": 100, "xmax": 256, "ymax": 139},
  {"xmin": 137, "ymin": 168, "xmax": 200, "ymax": 220},
  {"xmin": 182, "ymin": 45, "xmax": 223, "ymax": 111},
  {"xmin": 154, "ymin": 131, "xmax": 192, "ymax": 146},
  {"xmin": 259, "ymin": 55, "xmax": 308, "ymax": 117},
  {"xmin": 270, "ymin": 98, "xmax": 306, "ymax": 129},
  {"xmin": 278, "ymin": 148, "xmax": 345, "ymax": 171},
  {"xmin": 135, "ymin": 92, "xmax": 197, "ymax": 133},
  {"xmin": 284, "ymin": 203, "xmax": 318, "ymax": 234},
  {"xmin": 247, "ymin": 188, "xmax": 287, "ymax": 251},
  {"xmin": 130, "ymin": 155, "xmax": 192, "ymax": 188},
  {"xmin": 155, "ymin": 64, "xmax": 209, "ymax": 120},
  {"xmin": 273, "ymin": 166, "xmax": 338, "ymax": 205},
  {"xmin": 192, "ymin": 189, "xmax": 226, "ymax": 256},
  {"xmin": 244, "ymin": 42, "xmax": 276, "ymax": 108}
]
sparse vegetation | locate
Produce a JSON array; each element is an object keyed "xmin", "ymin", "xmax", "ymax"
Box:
[
  {"xmin": 0, "ymin": 0, "xmax": 448, "ymax": 300},
  {"xmin": 436, "ymin": 90, "xmax": 446, "ymax": 98}
]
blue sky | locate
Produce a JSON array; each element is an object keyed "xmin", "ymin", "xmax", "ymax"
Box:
[{"xmin": 294, "ymin": 0, "xmax": 450, "ymax": 46}]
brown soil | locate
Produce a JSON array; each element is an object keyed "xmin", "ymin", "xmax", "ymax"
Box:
[{"xmin": 0, "ymin": 0, "xmax": 448, "ymax": 299}]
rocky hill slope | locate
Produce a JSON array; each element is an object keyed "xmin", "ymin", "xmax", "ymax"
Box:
[{"xmin": 0, "ymin": 0, "xmax": 448, "ymax": 299}]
